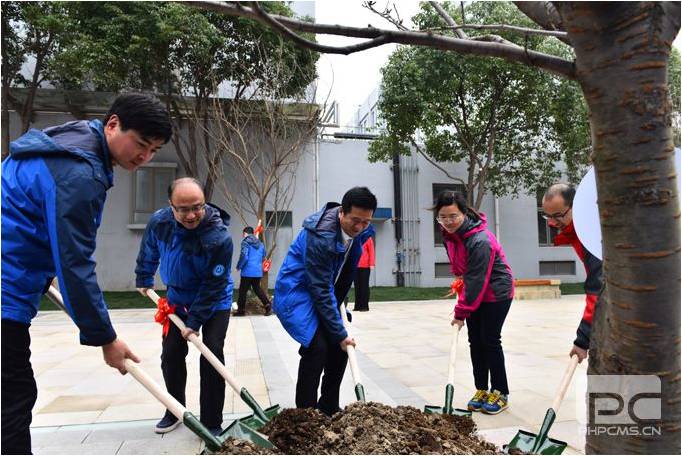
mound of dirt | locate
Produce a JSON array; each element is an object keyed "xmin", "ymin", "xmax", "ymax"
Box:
[
  {"xmin": 215, "ymin": 402, "xmax": 500, "ymax": 455},
  {"xmin": 232, "ymin": 295, "xmax": 273, "ymax": 316}
]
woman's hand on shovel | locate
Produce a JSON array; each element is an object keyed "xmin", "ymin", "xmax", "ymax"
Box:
[
  {"xmin": 339, "ymin": 336, "xmax": 356, "ymax": 352},
  {"xmin": 102, "ymin": 338, "xmax": 141, "ymax": 375}
]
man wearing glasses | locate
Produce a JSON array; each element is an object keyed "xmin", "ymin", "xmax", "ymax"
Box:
[
  {"xmin": 135, "ymin": 177, "xmax": 234, "ymax": 436},
  {"xmin": 542, "ymin": 183, "xmax": 603, "ymax": 363}
]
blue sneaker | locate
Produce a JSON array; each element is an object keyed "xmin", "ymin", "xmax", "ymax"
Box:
[
  {"xmin": 467, "ymin": 389, "xmax": 489, "ymax": 411},
  {"xmin": 482, "ymin": 389, "xmax": 508, "ymax": 414},
  {"xmin": 155, "ymin": 413, "xmax": 180, "ymax": 434}
]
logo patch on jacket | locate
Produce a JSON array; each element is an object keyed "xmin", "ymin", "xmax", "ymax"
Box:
[{"xmin": 213, "ymin": 264, "xmax": 226, "ymax": 276}]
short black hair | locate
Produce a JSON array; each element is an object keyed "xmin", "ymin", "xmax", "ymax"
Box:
[
  {"xmin": 430, "ymin": 190, "xmax": 479, "ymax": 220},
  {"xmin": 103, "ymin": 93, "xmax": 172, "ymax": 143},
  {"xmin": 243, "ymin": 226, "xmax": 254, "ymax": 234},
  {"xmin": 341, "ymin": 187, "xmax": 377, "ymax": 213},
  {"xmin": 167, "ymin": 177, "xmax": 204, "ymax": 200}
]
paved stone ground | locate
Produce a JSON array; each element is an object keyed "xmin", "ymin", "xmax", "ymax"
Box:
[{"xmin": 29, "ymin": 295, "xmax": 589, "ymax": 454}]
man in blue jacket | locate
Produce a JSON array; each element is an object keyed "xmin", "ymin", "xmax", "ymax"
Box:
[
  {"xmin": 274, "ymin": 187, "xmax": 376, "ymax": 416},
  {"xmin": 235, "ymin": 226, "xmax": 272, "ymax": 316},
  {"xmin": 1, "ymin": 93, "xmax": 172, "ymax": 455},
  {"xmin": 135, "ymin": 177, "xmax": 234, "ymax": 435}
]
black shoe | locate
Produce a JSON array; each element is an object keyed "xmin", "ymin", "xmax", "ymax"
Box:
[
  {"xmin": 264, "ymin": 304, "xmax": 272, "ymax": 316},
  {"xmin": 155, "ymin": 413, "xmax": 180, "ymax": 434},
  {"xmin": 207, "ymin": 426, "xmax": 223, "ymax": 437},
  {"xmin": 232, "ymin": 310, "xmax": 245, "ymax": 316}
]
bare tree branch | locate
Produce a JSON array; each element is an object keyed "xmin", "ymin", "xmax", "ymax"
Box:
[
  {"xmin": 513, "ymin": 1, "xmax": 571, "ymax": 45},
  {"xmin": 363, "ymin": 1, "xmax": 410, "ymax": 31},
  {"xmin": 429, "ymin": 1, "xmax": 468, "ymax": 39},
  {"xmin": 410, "ymin": 138, "xmax": 466, "ymax": 186},
  {"xmin": 423, "ymin": 23, "xmax": 569, "ymax": 38},
  {"xmin": 185, "ymin": 0, "xmax": 577, "ymax": 79}
]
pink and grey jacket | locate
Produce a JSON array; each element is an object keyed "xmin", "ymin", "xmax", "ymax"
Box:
[{"xmin": 442, "ymin": 212, "xmax": 514, "ymax": 320}]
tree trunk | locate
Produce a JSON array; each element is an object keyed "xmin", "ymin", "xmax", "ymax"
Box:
[
  {"xmin": 1, "ymin": 84, "xmax": 10, "ymax": 160},
  {"xmin": 559, "ymin": 3, "xmax": 680, "ymax": 453}
]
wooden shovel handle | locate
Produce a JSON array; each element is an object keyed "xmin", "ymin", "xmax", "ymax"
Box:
[
  {"xmin": 339, "ymin": 302, "xmax": 362, "ymax": 386},
  {"xmin": 447, "ymin": 324, "xmax": 461, "ymax": 386},
  {"xmin": 551, "ymin": 354, "xmax": 580, "ymax": 412},
  {"xmin": 123, "ymin": 359, "xmax": 187, "ymax": 420},
  {"xmin": 145, "ymin": 289, "xmax": 242, "ymax": 394},
  {"xmin": 45, "ymin": 286, "xmax": 188, "ymax": 420}
]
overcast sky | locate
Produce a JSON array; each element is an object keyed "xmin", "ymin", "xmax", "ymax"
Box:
[{"xmin": 310, "ymin": 1, "xmax": 682, "ymax": 127}]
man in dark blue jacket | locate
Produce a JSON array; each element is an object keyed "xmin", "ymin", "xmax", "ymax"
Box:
[
  {"xmin": 274, "ymin": 187, "xmax": 376, "ymax": 416},
  {"xmin": 235, "ymin": 226, "xmax": 272, "ymax": 316},
  {"xmin": 135, "ymin": 178, "xmax": 234, "ymax": 435},
  {"xmin": 1, "ymin": 93, "xmax": 172, "ymax": 455}
]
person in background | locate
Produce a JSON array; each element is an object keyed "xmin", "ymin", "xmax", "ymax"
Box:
[
  {"xmin": 353, "ymin": 236, "xmax": 375, "ymax": 311},
  {"xmin": 235, "ymin": 226, "xmax": 272, "ymax": 316},
  {"xmin": 1, "ymin": 93, "xmax": 172, "ymax": 454},
  {"xmin": 434, "ymin": 190, "xmax": 514, "ymax": 415},
  {"xmin": 542, "ymin": 183, "xmax": 602, "ymax": 363},
  {"xmin": 273, "ymin": 187, "xmax": 377, "ymax": 416},
  {"xmin": 135, "ymin": 178, "xmax": 233, "ymax": 436}
]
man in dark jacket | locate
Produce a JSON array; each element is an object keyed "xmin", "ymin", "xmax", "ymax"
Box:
[
  {"xmin": 542, "ymin": 183, "xmax": 603, "ymax": 363},
  {"xmin": 1, "ymin": 93, "xmax": 172, "ymax": 454},
  {"xmin": 235, "ymin": 226, "xmax": 272, "ymax": 316},
  {"xmin": 136, "ymin": 178, "xmax": 234, "ymax": 435},
  {"xmin": 274, "ymin": 187, "xmax": 377, "ymax": 416}
]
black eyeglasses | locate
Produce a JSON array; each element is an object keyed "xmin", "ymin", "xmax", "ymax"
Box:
[
  {"xmin": 542, "ymin": 207, "xmax": 571, "ymax": 221},
  {"xmin": 171, "ymin": 203, "xmax": 206, "ymax": 216}
]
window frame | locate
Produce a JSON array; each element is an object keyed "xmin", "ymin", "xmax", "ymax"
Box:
[{"xmin": 128, "ymin": 162, "xmax": 178, "ymax": 230}]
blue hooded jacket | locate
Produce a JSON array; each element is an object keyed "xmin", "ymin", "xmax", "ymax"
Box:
[
  {"xmin": 237, "ymin": 234, "xmax": 266, "ymax": 278},
  {"xmin": 1, "ymin": 120, "xmax": 117, "ymax": 346},
  {"xmin": 273, "ymin": 203, "xmax": 374, "ymax": 347},
  {"xmin": 135, "ymin": 204, "xmax": 234, "ymax": 331}
]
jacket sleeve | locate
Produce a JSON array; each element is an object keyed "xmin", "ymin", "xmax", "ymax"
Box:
[
  {"xmin": 236, "ymin": 240, "xmax": 248, "ymax": 271},
  {"xmin": 185, "ymin": 236, "xmax": 233, "ymax": 331},
  {"xmin": 455, "ymin": 236, "xmax": 495, "ymax": 320},
  {"xmin": 135, "ymin": 221, "xmax": 160, "ymax": 288},
  {"xmin": 46, "ymin": 173, "xmax": 116, "ymax": 347},
  {"xmin": 305, "ymin": 233, "xmax": 348, "ymax": 343},
  {"xmin": 574, "ymin": 251, "xmax": 602, "ymax": 349}
]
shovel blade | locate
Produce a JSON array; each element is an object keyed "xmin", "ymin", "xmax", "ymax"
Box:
[
  {"xmin": 236, "ymin": 404, "xmax": 281, "ymax": 430},
  {"xmin": 505, "ymin": 429, "xmax": 567, "ymax": 455},
  {"xmin": 423, "ymin": 404, "xmax": 472, "ymax": 416}
]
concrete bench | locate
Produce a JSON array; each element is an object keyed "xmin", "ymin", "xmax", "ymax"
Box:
[{"xmin": 514, "ymin": 279, "xmax": 561, "ymax": 300}]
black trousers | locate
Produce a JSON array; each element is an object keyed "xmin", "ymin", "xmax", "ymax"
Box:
[
  {"xmin": 161, "ymin": 310, "xmax": 229, "ymax": 428},
  {"xmin": 466, "ymin": 298, "xmax": 512, "ymax": 395},
  {"xmin": 353, "ymin": 268, "xmax": 371, "ymax": 311},
  {"xmin": 295, "ymin": 326, "xmax": 348, "ymax": 416},
  {"xmin": 236, "ymin": 277, "xmax": 270, "ymax": 313},
  {"xmin": 2, "ymin": 319, "xmax": 37, "ymax": 455}
]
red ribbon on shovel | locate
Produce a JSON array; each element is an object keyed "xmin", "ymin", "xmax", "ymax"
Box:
[
  {"xmin": 154, "ymin": 297, "xmax": 176, "ymax": 337},
  {"xmin": 444, "ymin": 278, "xmax": 464, "ymax": 298}
]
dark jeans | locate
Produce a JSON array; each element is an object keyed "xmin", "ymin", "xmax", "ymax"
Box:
[
  {"xmin": 353, "ymin": 268, "xmax": 371, "ymax": 311},
  {"xmin": 466, "ymin": 298, "xmax": 512, "ymax": 395},
  {"xmin": 2, "ymin": 319, "xmax": 37, "ymax": 455},
  {"xmin": 161, "ymin": 310, "xmax": 229, "ymax": 428},
  {"xmin": 236, "ymin": 277, "xmax": 270, "ymax": 313},
  {"xmin": 295, "ymin": 326, "xmax": 348, "ymax": 416}
]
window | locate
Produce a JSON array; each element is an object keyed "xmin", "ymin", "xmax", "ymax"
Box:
[
  {"xmin": 434, "ymin": 262, "xmax": 452, "ymax": 278},
  {"xmin": 131, "ymin": 163, "xmax": 177, "ymax": 225},
  {"xmin": 537, "ymin": 190, "xmax": 558, "ymax": 246},
  {"xmin": 265, "ymin": 211, "xmax": 292, "ymax": 228},
  {"xmin": 539, "ymin": 261, "xmax": 576, "ymax": 275},
  {"xmin": 433, "ymin": 183, "xmax": 466, "ymax": 246}
]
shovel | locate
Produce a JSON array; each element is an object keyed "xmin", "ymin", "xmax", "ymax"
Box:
[
  {"xmin": 143, "ymin": 289, "xmax": 279, "ymax": 446},
  {"xmin": 43, "ymin": 286, "xmax": 225, "ymax": 452},
  {"xmin": 424, "ymin": 324, "xmax": 471, "ymax": 416},
  {"xmin": 339, "ymin": 302, "xmax": 365, "ymax": 402},
  {"xmin": 505, "ymin": 355, "xmax": 579, "ymax": 455}
]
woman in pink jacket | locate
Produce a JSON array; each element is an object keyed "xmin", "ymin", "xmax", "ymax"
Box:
[{"xmin": 434, "ymin": 190, "xmax": 514, "ymax": 415}]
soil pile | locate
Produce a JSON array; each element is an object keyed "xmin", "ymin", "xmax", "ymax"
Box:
[
  {"xmin": 232, "ymin": 295, "xmax": 272, "ymax": 316},
  {"xmin": 216, "ymin": 402, "xmax": 500, "ymax": 454}
]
